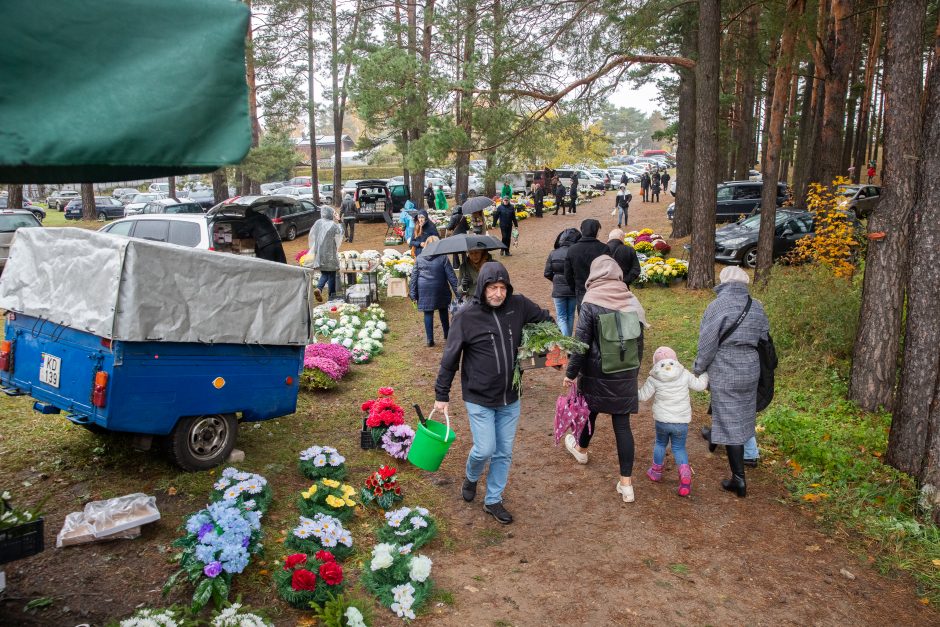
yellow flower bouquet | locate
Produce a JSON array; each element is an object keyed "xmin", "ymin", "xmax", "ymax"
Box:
[{"xmin": 297, "ymin": 478, "xmax": 358, "ymax": 522}]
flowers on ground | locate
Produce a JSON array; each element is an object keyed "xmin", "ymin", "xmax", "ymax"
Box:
[
  {"xmin": 298, "ymin": 444, "xmax": 347, "ymax": 481},
  {"xmin": 273, "ymin": 550, "xmax": 346, "ymax": 608},
  {"xmin": 285, "ymin": 513, "xmax": 354, "ymax": 561},
  {"xmin": 361, "ymin": 387, "xmax": 405, "ymax": 442},
  {"xmin": 639, "ymin": 257, "xmax": 689, "ymax": 286},
  {"xmin": 119, "ymin": 607, "xmax": 185, "ymax": 627},
  {"xmin": 625, "ymin": 229, "xmax": 671, "ymax": 258},
  {"xmin": 304, "ymin": 343, "xmax": 351, "ymax": 378},
  {"xmin": 211, "ymin": 467, "xmax": 272, "ymax": 514},
  {"xmin": 361, "ymin": 465, "xmax": 404, "ymax": 510},
  {"xmin": 376, "ymin": 506, "xmax": 437, "ymax": 549},
  {"xmin": 210, "ymin": 603, "xmax": 273, "ymax": 627},
  {"xmin": 361, "ymin": 542, "xmax": 433, "ymax": 621},
  {"xmin": 381, "ymin": 424, "xmax": 415, "ymax": 460},
  {"xmin": 298, "ymin": 478, "xmax": 358, "ymax": 521}
]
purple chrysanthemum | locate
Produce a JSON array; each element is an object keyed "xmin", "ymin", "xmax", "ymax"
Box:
[
  {"xmin": 306, "ymin": 356, "xmax": 343, "ymax": 381},
  {"xmin": 304, "ymin": 343, "xmax": 351, "ymax": 376},
  {"xmin": 381, "ymin": 424, "xmax": 415, "ymax": 460}
]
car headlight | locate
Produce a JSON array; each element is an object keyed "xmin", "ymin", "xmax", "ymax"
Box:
[{"xmin": 720, "ymin": 237, "xmax": 749, "ymax": 248}]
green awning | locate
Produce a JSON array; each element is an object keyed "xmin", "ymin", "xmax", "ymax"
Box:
[{"xmin": 0, "ymin": 0, "xmax": 251, "ymax": 184}]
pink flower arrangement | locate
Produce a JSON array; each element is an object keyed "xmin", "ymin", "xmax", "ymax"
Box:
[
  {"xmin": 307, "ymin": 356, "xmax": 343, "ymax": 381},
  {"xmin": 381, "ymin": 424, "xmax": 415, "ymax": 460},
  {"xmin": 304, "ymin": 344, "xmax": 351, "ymax": 377},
  {"xmin": 653, "ymin": 240, "xmax": 671, "ymax": 254},
  {"xmin": 295, "ymin": 249, "xmax": 309, "ymax": 262}
]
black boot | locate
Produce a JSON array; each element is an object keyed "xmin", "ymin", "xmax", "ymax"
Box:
[
  {"xmin": 721, "ymin": 445, "xmax": 747, "ymax": 497},
  {"xmin": 701, "ymin": 426, "xmax": 718, "ymax": 453}
]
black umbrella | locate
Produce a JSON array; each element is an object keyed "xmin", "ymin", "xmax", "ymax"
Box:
[
  {"xmin": 422, "ymin": 234, "xmax": 506, "ymax": 257},
  {"xmin": 461, "ymin": 195, "xmax": 494, "ymax": 214}
]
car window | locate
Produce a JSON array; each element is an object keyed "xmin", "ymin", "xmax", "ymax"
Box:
[
  {"xmin": 717, "ymin": 186, "xmax": 734, "ymax": 201},
  {"xmin": 133, "ymin": 220, "xmax": 169, "ymax": 242},
  {"xmin": 0, "ymin": 214, "xmax": 40, "ymax": 232},
  {"xmin": 796, "ymin": 216, "xmax": 814, "ymax": 232},
  {"xmin": 300, "ymin": 200, "xmax": 316, "ymax": 212},
  {"xmin": 734, "ymin": 186, "xmax": 761, "ymax": 200},
  {"xmin": 105, "ymin": 221, "xmax": 134, "ymax": 236},
  {"xmin": 168, "ymin": 221, "xmax": 201, "ymax": 247},
  {"xmin": 865, "ymin": 186, "xmax": 879, "ymax": 196}
]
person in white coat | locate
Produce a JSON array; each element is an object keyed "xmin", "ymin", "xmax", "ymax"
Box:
[{"xmin": 638, "ymin": 346, "xmax": 708, "ymax": 497}]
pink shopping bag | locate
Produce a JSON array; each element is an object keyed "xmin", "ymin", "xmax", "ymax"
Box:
[{"xmin": 553, "ymin": 382, "xmax": 591, "ymax": 445}]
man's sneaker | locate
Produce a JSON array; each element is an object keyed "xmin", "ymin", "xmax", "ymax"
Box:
[
  {"xmin": 483, "ymin": 501, "xmax": 513, "ymax": 524},
  {"xmin": 743, "ymin": 458, "xmax": 760, "ymax": 468},
  {"xmin": 461, "ymin": 479, "xmax": 477, "ymax": 502},
  {"xmin": 564, "ymin": 433, "xmax": 588, "ymax": 464}
]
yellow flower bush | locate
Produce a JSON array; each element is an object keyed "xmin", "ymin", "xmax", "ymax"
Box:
[
  {"xmin": 788, "ymin": 178, "xmax": 862, "ymax": 278},
  {"xmin": 639, "ymin": 258, "xmax": 689, "ymax": 286}
]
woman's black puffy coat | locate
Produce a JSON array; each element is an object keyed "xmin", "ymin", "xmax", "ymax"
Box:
[
  {"xmin": 543, "ymin": 228, "xmax": 580, "ymax": 298},
  {"xmin": 565, "ymin": 302, "xmax": 644, "ymax": 415},
  {"xmin": 410, "ymin": 253, "xmax": 458, "ymax": 311}
]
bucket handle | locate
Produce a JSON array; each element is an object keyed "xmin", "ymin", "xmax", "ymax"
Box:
[{"xmin": 426, "ymin": 407, "xmax": 452, "ymax": 440}]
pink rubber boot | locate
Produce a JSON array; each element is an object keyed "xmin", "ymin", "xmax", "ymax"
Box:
[
  {"xmin": 647, "ymin": 462, "xmax": 663, "ymax": 482},
  {"xmin": 678, "ymin": 463, "xmax": 692, "ymax": 497}
]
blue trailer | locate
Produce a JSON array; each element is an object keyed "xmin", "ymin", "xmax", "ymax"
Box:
[{"xmin": 0, "ymin": 228, "xmax": 315, "ymax": 470}]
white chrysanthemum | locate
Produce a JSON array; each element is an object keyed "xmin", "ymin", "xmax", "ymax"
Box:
[
  {"xmin": 409, "ymin": 555, "xmax": 432, "ymax": 582},
  {"xmin": 370, "ymin": 543, "xmax": 395, "ymax": 571}
]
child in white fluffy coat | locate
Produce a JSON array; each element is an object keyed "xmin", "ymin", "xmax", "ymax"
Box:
[{"xmin": 638, "ymin": 346, "xmax": 709, "ymax": 496}]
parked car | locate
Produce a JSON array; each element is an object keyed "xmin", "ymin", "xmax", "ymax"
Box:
[
  {"xmin": 124, "ymin": 192, "xmax": 167, "ymax": 215},
  {"xmin": 837, "ymin": 184, "xmax": 881, "ymax": 219},
  {"xmin": 148, "ymin": 182, "xmax": 172, "ymax": 194},
  {"xmin": 354, "ymin": 180, "xmax": 411, "ymax": 220},
  {"xmin": 425, "ymin": 177, "xmax": 454, "ymax": 198},
  {"xmin": 713, "ymin": 209, "xmax": 816, "ymax": 268},
  {"xmin": 715, "ymin": 180, "xmax": 788, "ymax": 222},
  {"xmin": 748, "ymin": 170, "xmax": 761, "ymax": 181},
  {"xmin": 188, "ymin": 189, "xmax": 217, "ymax": 209},
  {"xmin": 342, "ymin": 179, "xmax": 362, "ymax": 197},
  {"xmin": 272, "ymin": 185, "xmax": 309, "ymax": 197},
  {"xmin": 260, "ymin": 181, "xmax": 286, "ymax": 194},
  {"xmin": 255, "ymin": 197, "xmax": 319, "ymax": 240},
  {"xmin": 64, "ymin": 196, "xmax": 126, "ymax": 221},
  {"xmin": 0, "ymin": 194, "xmax": 44, "ymax": 222},
  {"xmin": 0, "ymin": 209, "xmax": 42, "ymax": 272},
  {"xmin": 46, "ymin": 189, "xmax": 81, "ymax": 211},
  {"xmin": 141, "ymin": 198, "xmax": 204, "ymax": 215},
  {"xmin": 288, "ymin": 176, "xmax": 313, "ymax": 187},
  {"xmin": 112, "ymin": 187, "xmax": 139, "ymax": 202}
]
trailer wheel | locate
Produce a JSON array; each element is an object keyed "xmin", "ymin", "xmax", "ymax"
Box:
[{"xmin": 169, "ymin": 413, "xmax": 237, "ymax": 471}]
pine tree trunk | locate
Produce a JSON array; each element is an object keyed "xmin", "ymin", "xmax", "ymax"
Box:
[
  {"xmin": 755, "ymin": 0, "xmax": 805, "ymax": 285},
  {"xmin": 780, "ymin": 73, "xmax": 800, "ymax": 183},
  {"xmin": 81, "ymin": 183, "xmax": 96, "ymax": 221},
  {"xmin": 688, "ymin": 0, "xmax": 719, "ymax": 290},
  {"xmin": 853, "ymin": 7, "xmax": 881, "ymax": 183},
  {"xmin": 168, "ymin": 176, "xmax": 177, "ymax": 201},
  {"xmin": 792, "ymin": 62, "xmax": 818, "ymax": 203},
  {"xmin": 7, "ymin": 185, "xmax": 23, "ymax": 209},
  {"xmin": 454, "ymin": 0, "xmax": 477, "ymax": 202},
  {"xmin": 732, "ymin": 6, "xmax": 759, "ymax": 181},
  {"xmin": 818, "ymin": 0, "xmax": 857, "ymax": 185},
  {"xmin": 850, "ymin": 0, "xmax": 926, "ymax": 411},
  {"xmin": 759, "ymin": 44, "xmax": 779, "ymax": 171},
  {"xmin": 244, "ymin": 0, "xmax": 261, "ymax": 196},
  {"xmin": 307, "ymin": 1, "xmax": 320, "ymax": 204},
  {"xmin": 671, "ymin": 5, "xmax": 697, "ymax": 239},
  {"xmin": 889, "ymin": 13, "xmax": 940, "ymax": 506},
  {"xmin": 211, "ymin": 169, "xmax": 228, "ymax": 205}
]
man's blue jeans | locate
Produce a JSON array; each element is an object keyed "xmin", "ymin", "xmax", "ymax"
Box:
[
  {"xmin": 552, "ymin": 297, "xmax": 577, "ymax": 336},
  {"xmin": 744, "ymin": 436, "xmax": 759, "ymax": 459},
  {"xmin": 464, "ymin": 400, "xmax": 521, "ymax": 505},
  {"xmin": 317, "ymin": 271, "xmax": 337, "ymax": 297}
]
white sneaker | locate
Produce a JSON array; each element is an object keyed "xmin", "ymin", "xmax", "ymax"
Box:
[
  {"xmin": 616, "ymin": 482, "xmax": 635, "ymax": 503},
  {"xmin": 564, "ymin": 434, "xmax": 588, "ymax": 464}
]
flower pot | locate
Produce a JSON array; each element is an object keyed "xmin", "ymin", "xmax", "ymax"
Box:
[{"xmin": 360, "ymin": 416, "xmax": 378, "ymax": 450}]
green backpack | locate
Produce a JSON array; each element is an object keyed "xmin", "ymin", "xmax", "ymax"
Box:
[{"xmin": 597, "ymin": 311, "xmax": 642, "ymax": 374}]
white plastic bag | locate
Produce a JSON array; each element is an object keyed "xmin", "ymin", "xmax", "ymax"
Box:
[{"xmin": 56, "ymin": 493, "xmax": 160, "ymax": 548}]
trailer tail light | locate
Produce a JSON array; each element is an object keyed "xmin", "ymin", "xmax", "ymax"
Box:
[
  {"xmin": 0, "ymin": 340, "xmax": 11, "ymax": 372},
  {"xmin": 92, "ymin": 371, "xmax": 108, "ymax": 407}
]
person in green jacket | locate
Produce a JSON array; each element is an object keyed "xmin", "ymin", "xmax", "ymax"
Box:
[
  {"xmin": 435, "ymin": 185, "xmax": 448, "ymax": 211},
  {"xmin": 501, "ymin": 180, "xmax": 512, "ymax": 198}
]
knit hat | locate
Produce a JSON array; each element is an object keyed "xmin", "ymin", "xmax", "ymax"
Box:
[
  {"xmin": 653, "ymin": 346, "xmax": 677, "ymax": 365},
  {"xmin": 719, "ymin": 266, "xmax": 750, "ymax": 285}
]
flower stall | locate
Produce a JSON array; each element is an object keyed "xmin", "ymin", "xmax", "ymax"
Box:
[{"xmin": 309, "ymin": 303, "xmax": 390, "ymax": 369}]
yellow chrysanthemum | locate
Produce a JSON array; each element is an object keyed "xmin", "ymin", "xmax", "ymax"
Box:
[
  {"xmin": 301, "ymin": 484, "xmax": 318, "ymax": 499},
  {"xmin": 321, "ymin": 479, "xmax": 340, "ymax": 488},
  {"xmin": 325, "ymin": 495, "xmax": 347, "ymax": 508},
  {"xmin": 343, "ymin": 497, "xmax": 356, "ymax": 507}
]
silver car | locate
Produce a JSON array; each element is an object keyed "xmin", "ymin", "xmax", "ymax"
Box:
[{"xmin": 0, "ymin": 209, "xmax": 42, "ymax": 272}]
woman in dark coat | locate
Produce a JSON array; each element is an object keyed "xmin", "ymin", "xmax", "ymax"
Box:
[
  {"xmin": 409, "ymin": 211, "xmax": 439, "ymax": 256},
  {"xmin": 410, "ymin": 236, "xmax": 459, "ymax": 346},
  {"xmin": 563, "ymin": 255, "xmax": 647, "ymax": 503},
  {"xmin": 543, "ymin": 227, "xmax": 580, "ymax": 336},
  {"xmin": 693, "ymin": 266, "xmax": 769, "ymax": 497}
]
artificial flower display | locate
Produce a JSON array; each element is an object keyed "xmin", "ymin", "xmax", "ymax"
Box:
[
  {"xmin": 305, "ymin": 344, "xmax": 352, "ymax": 378},
  {"xmin": 380, "ymin": 424, "xmax": 415, "ymax": 460},
  {"xmin": 624, "ymin": 228, "xmax": 672, "ymax": 258},
  {"xmin": 309, "ymin": 594, "xmax": 373, "ymax": 627},
  {"xmin": 211, "ymin": 467, "xmax": 272, "ymax": 514},
  {"xmin": 273, "ymin": 550, "xmax": 345, "ymax": 608},
  {"xmin": 298, "ymin": 445, "xmax": 347, "ymax": 481},
  {"xmin": 360, "ymin": 465, "xmax": 404, "ymax": 510},
  {"xmin": 285, "ymin": 513, "xmax": 354, "ymax": 561},
  {"xmin": 361, "ymin": 387, "xmax": 405, "ymax": 442},
  {"xmin": 298, "ymin": 478, "xmax": 358, "ymax": 522},
  {"xmin": 360, "ymin": 543, "xmax": 433, "ymax": 621},
  {"xmin": 375, "ymin": 506, "xmax": 437, "ymax": 550},
  {"xmin": 209, "ymin": 603, "xmax": 274, "ymax": 627},
  {"xmin": 637, "ymin": 257, "xmax": 689, "ymax": 287},
  {"xmin": 118, "ymin": 607, "xmax": 185, "ymax": 627}
]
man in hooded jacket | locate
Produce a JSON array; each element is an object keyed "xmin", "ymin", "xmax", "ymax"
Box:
[
  {"xmin": 564, "ymin": 218, "xmax": 610, "ymax": 307},
  {"xmin": 307, "ymin": 205, "xmax": 344, "ymax": 301},
  {"xmin": 434, "ymin": 262, "xmax": 552, "ymax": 524}
]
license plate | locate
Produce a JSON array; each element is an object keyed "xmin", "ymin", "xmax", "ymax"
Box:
[{"xmin": 39, "ymin": 353, "xmax": 61, "ymax": 388}]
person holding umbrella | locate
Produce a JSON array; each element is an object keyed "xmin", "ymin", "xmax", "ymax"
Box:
[
  {"xmin": 410, "ymin": 235, "xmax": 459, "ymax": 347},
  {"xmin": 492, "ymin": 196, "xmax": 518, "ymax": 256}
]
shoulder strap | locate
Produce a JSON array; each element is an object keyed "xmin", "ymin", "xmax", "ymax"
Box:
[
  {"xmin": 719, "ymin": 296, "xmax": 752, "ymax": 346},
  {"xmin": 614, "ymin": 312, "xmax": 626, "ymax": 361}
]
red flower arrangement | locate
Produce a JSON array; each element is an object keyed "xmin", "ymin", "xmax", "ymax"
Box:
[
  {"xmin": 362, "ymin": 387, "xmax": 406, "ymax": 445},
  {"xmin": 653, "ymin": 240, "xmax": 671, "ymax": 254},
  {"xmin": 361, "ymin": 465, "xmax": 404, "ymax": 510},
  {"xmin": 274, "ymin": 550, "xmax": 345, "ymax": 608}
]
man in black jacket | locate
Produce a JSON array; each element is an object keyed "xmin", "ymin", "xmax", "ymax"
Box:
[
  {"xmin": 564, "ymin": 218, "xmax": 610, "ymax": 307},
  {"xmin": 569, "ymin": 173, "xmax": 579, "ymax": 213},
  {"xmin": 492, "ymin": 196, "xmax": 518, "ymax": 256},
  {"xmin": 532, "ymin": 181, "xmax": 544, "ymax": 218},
  {"xmin": 434, "ymin": 262, "xmax": 552, "ymax": 524},
  {"xmin": 606, "ymin": 228, "xmax": 641, "ymax": 287},
  {"xmin": 424, "ymin": 182, "xmax": 435, "ymax": 210}
]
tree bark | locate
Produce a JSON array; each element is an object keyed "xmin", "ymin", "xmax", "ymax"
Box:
[
  {"xmin": 780, "ymin": 72, "xmax": 800, "ymax": 183},
  {"xmin": 688, "ymin": 0, "xmax": 719, "ymax": 290},
  {"xmin": 81, "ymin": 183, "xmax": 96, "ymax": 221},
  {"xmin": 850, "ymin": 0, "xmax": 926, "ymax": 411},
  {"xmin": 890, "ymin": 13, "xmax": 940, "ymax": 514},
  {"xmin": 732, "ymin": 6, "xmax": 759, "ymax": 181},
  {"xmin": 168, "ymin": 176, "xmax": 177, "ymax": 201},
  {"xmin": 854, "ymin": 6, "xmax": 881, "ymax": 183},
  {"xmin": 454, "ymin": 0, "xmax": 477, "ymax": 202},
  {"xmin": 307, "ymin": 0, "xmax": 320, "ymax": 204},
  {"xmin": 671, "ymin": 4, "xmax": 697, "ymax": 239},
  {"xmin": 818, "ymin": 0, "xmax": 857, "ymax": 185},
  {"xmin": 792, "ymin": 62, "xmax": 817, "ymax": 203},
  {"xmin": 7, "ymin": 185, "xmax": 23, "ymax": 209},
  {"xmin": 755, "ymin": 0, "xmax": 805, "ymax": 285},
  {"xmin": 332, "ymin": 0, "xmax": 361, "ymax": 207},
  {"xmin": 759, "ymin": 42, "xmax": 779, "ymax": 174},
  {"xmin": 244, "ymin": 0, "xmax": 261, "ymax": 195},
  {"xmin": 212, "ymin": 169, "xmax": 228, "ymax": 205}
]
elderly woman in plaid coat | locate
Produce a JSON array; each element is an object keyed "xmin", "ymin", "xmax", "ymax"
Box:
[{"xmin": 693, "ymin": 266, "xmax": 769, "ymax": 497}]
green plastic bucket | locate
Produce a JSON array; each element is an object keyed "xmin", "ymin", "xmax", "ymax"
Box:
[{"xmin": 407, "ymin": 409, "xmax": 456, "ymax": 472}]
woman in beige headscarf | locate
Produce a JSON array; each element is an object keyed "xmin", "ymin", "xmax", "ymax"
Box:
[{"xmin": 562, "ymin": 255, "xmax": 647, "ymax": 503}]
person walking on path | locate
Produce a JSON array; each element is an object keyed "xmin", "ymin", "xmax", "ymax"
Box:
[
  {"xmin": 867, "ymin": 164, "xmax": 876, "ymax": 184},
  {"xmin": 457, "ymin": 248, "xmax": 492, "ymax": 300},
  {"xmin": 339, "ymin": 193, "xmax": 357, "ymax": 243},
  {"xmin": 410, "ymin": 236, "xmax": 459, "ymax": 347},
  {"xmin": 614, "ymin": 185, "xmax": 631, "ymax": 228},
  {"xmin": 619, "ymin": 171, "xmax": 628, "ymax": 187},
  {"xmin": 692, "ymin": 266, "xmax": 770, "ymax": 498},
  {"xmin": 533, "ymin": 181, "xmax": 545, "ymax": 218},
  {"xmin": 446, "ymin": 203, "xmax": 468, "ymax": 236},
  {"xmin": 493, "ymin": 196, "xmax": 518, "ymax": 256},
  {"xmin": 553, "ymin": 179, "xmax": 566, "ymax": 215},
  {"xmin": 307, "ymin": 205, "xmax": 344, "ymax": 302},
  {"xmin": 569, "ymin": 172, "xmax": 579, "ymax": 214},
  {"xmin": 409, "ymin": 211, "xmax": 439, "ymax": 256},
  {"xmin": 606, "ymin": 228, "xmax": 641, "ymax": 287},
  {"xmin": 564, "ymin": 218, "xmax": 609, "ymax": 308},
  {"xmin": 650, "ymin": 170, "xmax": 661, "ymax": 203},
  {"xmin": 435, "ymin": 185, "xmax": 448, "ymax": 212},
  {"xmin": 424, "ymin": 182, "xmax": 435, "ymax": 210},
  {"xmin": 639, "ymin": 346, "xmax": 709, "ymax": 497},
  {"xmin": 640, "ymin": 171, "xmax": 651, "ymax": 202},
  {"xmin": 563, "ymin": 255, "xmax": 647, "ymax": 503},
  {"xmin": 434, "ymin": 262, "xmax": 553, "ymax": 524},
  {"xmin": 661, "ymin": 171, "xmax": 671, "ymax": 197},
  {"xmin": 544, "ymin": 227, "xmax": 581, "ymax": 336}
]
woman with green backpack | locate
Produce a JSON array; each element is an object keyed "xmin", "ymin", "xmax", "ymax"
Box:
[{"xmin": 562, "ymin": 255, "xmax": 648, "ymax": 503}]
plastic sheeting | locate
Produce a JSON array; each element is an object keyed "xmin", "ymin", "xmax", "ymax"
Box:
[
  {"xmin": 0, "ymin": 228, "xmax": 314, "ymax": 345},
  {"xmin": 56, "ymin": 493, "xmax": 160, "ymax": 548}
]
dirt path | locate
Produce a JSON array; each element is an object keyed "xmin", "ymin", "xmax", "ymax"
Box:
[{"xmin": 411, "ymin": 189, "xmax": 936, "ymax": 626}]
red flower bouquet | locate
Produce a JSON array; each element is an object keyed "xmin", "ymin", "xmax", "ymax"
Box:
[
  {"xmin": 362, "ymin": 388, "xmax": 405, "ymax": 444},
  {"xmin": 361, "ymin": 465, "xmax": 404, "ymax": 510},
  {"xmin": 274, "ymin": 551, "xmax": 344, "ymax": 608}
]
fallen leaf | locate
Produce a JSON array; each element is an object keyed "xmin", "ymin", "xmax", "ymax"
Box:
[
  {"xmin": 932, "ymin": 559, "xmax": 940, "ymax": 567},
  {"xmin": 802, "ymin": 493, "xmax": 830, "ymax": 502},
  {"xmin": 920, "ymin": 598, "xmax": 930, "ymax": 605},
  {"xmin": 166, "ymin": 487, "xmax": 177, "ymax": 496},
  {"xmin": 258, "ymin": 569, "xmax": 269, "ymax": 576},
  {"xmin": 464, "ymin": 585, "xmax": 479, "ymax": 593},
  {"xmin": 839, "ymin": 569, "xmax": 856, "ymax": 580},
  {"xmin": 805, "ymin": 544, "xmax": 821, "ymax": 552}
]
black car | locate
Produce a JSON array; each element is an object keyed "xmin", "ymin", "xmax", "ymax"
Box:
[
  {"xmin": 715, "ymin": 180, "xmax": 788, "ymax": 222},
  {"xmin": 713, "ymin": 210, "xmax": 815, "ymax": 268},
  {"xmin": 354, "ymin": 180, "xmax": 411, "ymax": 221},
  {"xmin": 64, "ymin": 196, "xmax": 126, "ymax": 221},
  {"xmin": 188, "ymin": 189, "xmax": 218, "ymax": 209},
  {"xmin": 258, "ymin": 198, "xmax": 319, "ymax": 240},
  {"xmin": 0, "ymin": 195, "xmax": 44, "ymax": 222}
]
